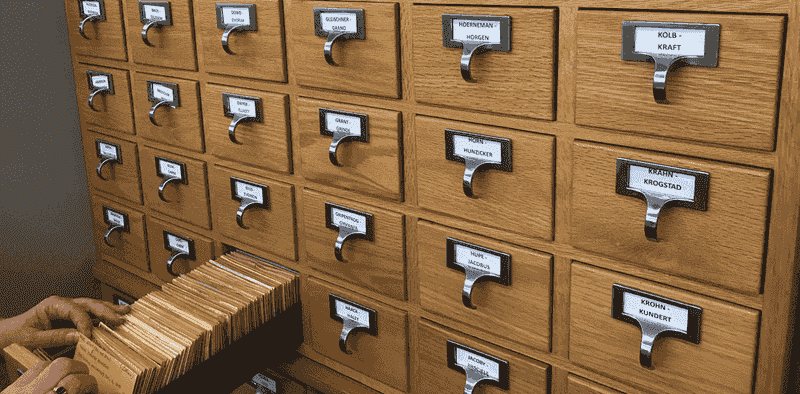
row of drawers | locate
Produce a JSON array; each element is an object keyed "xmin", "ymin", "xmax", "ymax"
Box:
[{"xmin": 72, "ymin": 2, "xmax": 786, "ymax": 150}]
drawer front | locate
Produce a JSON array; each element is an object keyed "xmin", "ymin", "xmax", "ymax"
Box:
[
  {"xmin": 569, "ymin": 262, "xmax": 760, "ymax": 394},
  {"xmin": 209, "ymin": 166, "xmax": 298, "ymax": 261},
  {"xmin": 133, "ymin": 73, "xmax": 204, "ymax": 152},
  {"xmin": 66, "ymin": 0, "xmax": 128, "ymax": 60},
  {"xmin": 415, "ymin": 116, "xmax": 555, "ymax": 240},
  {"xmin": 100, "ymin": 283, "xmax": 137, "ymax": 306},
  {"xmin": 75, "ymin": 65, "xmax": 135, "ymax": 135},
  {"xmin": 297, "ymin": 98, "xmax": 402, "ymax": 201},
  {"xmin": 126, "ymin": 0, "xmax": 198, "ymax": 70},
  {"xmin": 417, "ymin": 320, "xmax": 550, "ymax": 394},
  {"xmin": 83, "ymin": 130, "xmax": 143, "ymax": 205},
  {"xmin": 417, "ymin": 220, "xmax": 552, "ymax": 352},
  {"xmin": 303, "ymin": 276, "xmax": 409, "ymax": 392},
  {"xmin": 141, "ymin": 145, "xmax": 212, "ymax": 229},
  {"xmin": 146, "ymin": 215, "xmax": 215, "ymax": 282},
  {"xmin": 302, "ymin": 189, "xmax": 405, "ymax": 300},
  {"xmin": 570, "ymin": 141, "xmax": 771, "ymax": 295},
  {"xmin": 576, "ymin": 11, "xmax": 785, "ymax": 151},
  {"xmin": 273, "ymin": 355, "xmax": 382, "ymax": 394},
  {"xmin": 567, "ymin": 375, "xmax": 623, "ymax": 394},
  {"xmin": 91, "ymin": 194, "xmax": 149, "ymax": 272},
  {"xmin": 412, "ymin": 6, "xmax": 557, "ymax": 120},
  {"xmin": 196, "ymin": 0, "xmax": 287, "ymax": 82},
  {"xmin": 290, "ymin": 2, "xmax": 401, "ymax": 98},
  {"xmin": 202, "ymin": 83, "xmax": 291, "ymax": 173}
]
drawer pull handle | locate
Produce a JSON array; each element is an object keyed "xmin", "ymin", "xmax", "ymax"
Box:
[
  {"xmin": 96, "ymin": 157, "xmax": 119, "ymax": 180},
  {"xmin": 228, "ymin": 113, "xmax": 257, "ymax": 145},
  {"xmin": 325, "ymin": 203, "xmax": 374, "ymax": 263},
  {"xmin": 104, "ymin": 224, "xmax": 124, "ymax": 247},
  {"xmin": 79, "ymin": 15, "xmax": 102, "ymax": 39},
  {"xmin": 230, "ymin": 177, "xmax": 269, "ymax": 229},
  {"xmin": 221, "ymin": 25, "xmax": 247, "ymax": 55},
  {"xmin": 461, "ymin": 269, "xmax": 481, "ymax": 309},
  {"xmin": 313, "ymin": 8, "xmax": 366, "ymax": 67},
  {"xmin": 445, "ymin": 129, "xmax": 513, "ymax": 199},
  {"xmin": 324, "ymin": 33, "xmax": 347, "ymax": 66},
  {"xmin": 141, "ymin": 20, "xmax": 163, "ymax": 47},
  {"xmin": 460, "ymin": 42, "xmax": 492, "ymax": 83},
  {"xmin": 339, "ymin": 316, "xmax": 368, "ymax": 354},
  {"xmin": 447, "ymin": 341, "xmax": 510, "ymax": 393},
  {"xmin": 236, "ymin": 199, "xmax": 259, "ymax": 229},
  {"xmin": 335, "ymin": 226, "xmax": 365, "ymax": 262},
  {"xmin": 158, "ymin": 176, "xmax": 181, "ymax": 202},
  {"xmin": 319, "ymin": 108, "xmax": 369, "ymax": 167},
  {"xmin": 446, "ymin": 238, "xmax": 512, "ymax": 310},
  {"xmin": 149, "ymin": 100, "xmax": 170, "ymax": 126},
  {"xmin": 163, "ymin": 230, "xmax": 195, "ymax": 277},
  {"xmin": 330, "ymin": 294, "xmax": 377, "ymax": 355},
  {"xmin": 328, "ymin": 132, "xmax": 354, "ymax": 167},
  {"xmin": 88, "ymin": 87, "xmax": 110, "ymax": 112},
  {"xmin": 462, "ymin": 158, "xmax": 490, "ymax": 198},
  {"xmin": 166, "ymin": 250, "xmax": 188, "ymax": 276}
]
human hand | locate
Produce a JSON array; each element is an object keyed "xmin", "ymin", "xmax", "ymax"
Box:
[
  {"xmin": 1, "ymin": 358, "xmax": 98, "ymax": 394},
  {"xmin": 0, "ymin": 296, "xmax": 130, "ymax": 350}
]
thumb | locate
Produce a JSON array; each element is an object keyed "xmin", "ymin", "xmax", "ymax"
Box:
[
  {"xmin": 12, "ymin": 359, "xmax": 51, "ymax": 387},
  {"xmin": 23, "ymin": 328, "xmax": 82, "ymax": 349}
]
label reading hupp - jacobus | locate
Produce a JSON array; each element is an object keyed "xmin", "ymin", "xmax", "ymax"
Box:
[
  {"xmin": 622, "ymin": 292, "xmax": 689, "ymax": 332},
  {"xmin": 144, "ymin": 5, "xmax": 166, "ymax": 21},
  {"xmin": 455, "ymin": 244, "xmax": 501, "ymax": 276},
  {"xmin": 335, "ymin": 300, "xmax": 370, "ymax": 326},
  {"xmin": 331, "ymin": 207, "xmax": 367, "ymax": 233},
  {"xmin": 628, "ymin": 165, "xmax": 696, "ymax": 200}
]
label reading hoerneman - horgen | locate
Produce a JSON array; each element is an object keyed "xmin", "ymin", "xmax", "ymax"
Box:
[
  {"xmin": 628, "ymin": 165, "xmax": 695, "ymax": 200},
  {"xmin": 452, "ymin": 19, "xmax": 501, "ymax": 44}
]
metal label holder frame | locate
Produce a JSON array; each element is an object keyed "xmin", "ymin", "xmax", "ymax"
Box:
[
  {"xmin": 162, "ymin": 229, "xmax": 196, "ymax": 276},
  {"xmin": 102, "ymin": 206, "xmax": 130, "ymax": 247},
  {"xmin": 329, "ymin": 294, "xmax": 377, "ymax": 355},
  {"xmin": 611, "ymin": 284, "xmax": 702, "ymax": 369},
  {"xmin": 95, "ymin": 139, "xmax": 122, "ymax": 181},
  {"xmin": 215, "ymin": 3, "xmax": 258, "ymax": 55},
  {"xmin": 78, "ymin": 0, "xmax": 107, "ymax": 39},
  {"xmin": 442, "ymin": 14, "xmax": 511, "ymax": 82},
  {"xmin": 446, "ymin": 237, "xmax": 511, "ymax": 309},
  {"xmin": 222, "ymin": 93, "xmax": 263, "ymax": 144},
  {"xmin": 313, "ymin": 7, "xmax": 366, "ymax": 66},
  {"xmin": 319, "ymin": 108, "xmax": 369, "ymax": 166},
  {"xmin": 147, "ymin": 80, "xmax": 180, "ymax": 126},
  {"xmin": 445, "ymin": 129, "xmax": 512, "ymax": 198},
  {"xmin": 446, "ymin": 340, "xmax": 510, "ymax": 393},
  {"xmin": 615, "ymin": 158, "xmax": 710, "ymax": 241},
  {"xmin": 154, "ymin": 156, "xmax": 188, "ymax": 202},
  {"xmin": 324, "ymin": 202, "xmax": 374, "ymax": 262},
  {"xmin": 229, "ymin": 177, "xmax": 270, "ymax": 229}
]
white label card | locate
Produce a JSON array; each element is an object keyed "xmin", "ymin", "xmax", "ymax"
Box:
[
  {"xmin": 453, "ymin": 135, "xmax": 502, "ymax": 164},
  {"xmin": 167, "ymin": 234, "xmax": 190, "ymax": 254},
  {"xmin": 320, "ymin": 12, "xmax": 358, "ymax": 33},
  {"xmin": 98, "ymin": 142, "xmax": 118, "ymax": 159},
  {"xmin": 452, "ymin": 19, "xmax": 501, "ymax": 44},
  {"xmin": 235, "ymin": 181, "xmax": 264, "ymax": 204},
  {"xmin": 152, "ymin": 84, "xmax": 174, "ymax": 102},
  {"xmin": 222, "ymin": 7, "xmax": 250, "ymax": 25},
  {"xmin": 82, "ymin": 1, "xmax": 101, "ymax": 16},
  {"xmin": 91, "ymin": 75, "xmax": 109, "ymax": 89},
  {"xmin": 455, "ymin": 348, "xmax": 500, "ymax": 381},
  {"xmin": 622, "ymin": 292, "xmax": 689, "ymax": 332},
  {"xmin": 252, "ymin": 374, "xmax": 277, "ymax": 393},
  {"xmin": 325, "ymin": 113, "xmax": 362, "ymax": 137},
  {"xmin": 455, "ymin": 244, "xmax": 501, "ymax": 276},
  {"xmin": 106, "ymin": 210, "xmax": 125, "ymax": 227},
  {"xmin": 331, "ymin": 207, "xmax": 367, "ymax": 233},
  {"xmin": 228, "ymin": 97, "xmax": 256, "ymax": 116},
  {"xmin": 144, "ymin": 5, "xmax": 166, "ymax": 21},
  {"xmin": 634, "ymin": 27, "xmax": 706, "ymax": 57},
  {"xmin": 158, "ymin": 160, "xmax": 182, "ymax": 179},
  {"xmin": 335, "ymin": 300, "xmax": 370, "ymax": 326},
  {"xmin": 628, "ymin": 165, "xmax": 696, "ymax": 200}
]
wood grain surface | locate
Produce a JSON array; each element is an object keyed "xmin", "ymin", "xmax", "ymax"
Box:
[
  {"xmin": 146, "ymin": 215, "xmax": 216, "ymax": 282},
  {"xmin": 412, "ymin": 6, "xmax": 557, "ymax": 120},
  {"xmin": 415, "ymin": 115, "xmax": 555, "ymax": 241},
  {"xmin": 570, "ymin": 141, "xmax": 771, "ymax": 295},
  {"xmin": 273, "ymin": 353, "xmax": 381, "ymax": 394},
  {"xmin": 202, "ymin": 83, "xmax": 291, "ymax": 173},
  {"xmin": 195, "ymin": 0, "xmax": 287, "ymax": 82},
  {"xmin": 569, "ymin": 262, "xmax": 760, "ymax": 394},
  {"xmin": 289, "ymin": 2, "xmax": 401, "ymax": 98},
  {"xmin": 91, "ymin": 194, "xmax": 150, "ymax": 273},
  {"xmin": 93, "ymin": 259, "xmax": 164, "ymax": 299},
  {"xmin": 133, "ymin": 72, "xmax": 205, "ymax": 152},
  {"xmin": 209, "ymin": 165, "xmax": 298, "ymax": 261},
  {"xmin": 83, "ymin": 130, "xmax": 143, "ymax": 205},
  {"xmin": 302, "ymin": 276, "xmax": 409, "ymax": 392},
  {"xmin": 125, "ymin": 0, "xmax": 198, "ymax": 70},
  {"xmin": 417, "ymin": 319, "xmax": 550, "ymax": 393},
  {"xmin": 302, "ymin": 189, "xmax": 405, "ymax": 300},
  {"xmin": 296, "ymin": 97, "xmax": 403, "ymax": 201},
  {"xmin": 417, "ymin": 220, "xmax": 553, "ymax": 352},
  {"xmin": 566, "ymin": 374, "xmax": 623, "ymax": 394},
  {"xmin": 100, "ymin": 283, "xmax": 136, "ymax": 305},
  {"xmin": 74, "ymin": 64, "xmax": 135, "ymax": 135},
  {"xmin": 140, "ymin": 145, "xmax": 212, "ymax": 229},
  {"xmin": 576, "ymin": 11, "xmax": 785, "ymax": 151},
  {"xmin": 65, "ymin": 0, "xmax": 128, "ymax": 61}
]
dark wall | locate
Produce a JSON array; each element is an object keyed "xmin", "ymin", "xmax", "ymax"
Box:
[{"xmin": 0, "ymin": 2, "xmax": 98, "ymax": 318}]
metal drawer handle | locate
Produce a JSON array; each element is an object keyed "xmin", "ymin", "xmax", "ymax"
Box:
[
  {"xmin": 334, "ymin": 226, "xmax": 365, "ymax": 262},
  {"xmin": 339, "ymin": 317, "xmax": 368, "ymax": 355},
  {"xmin": 236, "ymin": 199, "xmax": 260, "ymax": 229},
  {"xmin": 228, "ymin": 113, "xmax": 257, "ymax": 145},
  {"xmin": 222, "ymin": 25, "xmax": 247, "ymax": 55},
  {"xmin": 88, "ymin": 87, "xmax": 110, "ymax": 112},
  {"xmin": 460, "ymin": 42, "xmax": 492, "ymax": 83},
  {"xmin": 324, "ymin": 32, "xmax": 347, "ymax": 66},
  {"xmin": 149, "ymin": 100, "xmax": 171, "ymax": 126},
  {"xmin": 158, "ymin": 176, "xmax": 181, "ymax": 202},
  {"xmin": 462, "ymin": 157, "xmax": 492, "ymax": 198},
  {"xmin": 166, "ymin": 250, "xmax": 188, "ymax": 276},
  {"xmin": 79, "ymin": 15, "xmax": 102, "ymax": 39},
  {"xmin": 141, "ymin": 20, "xmax": 163, "ymax": 47},
  {"xmin": 328, "ymin": 132, "xmax": 357, "ymax": 167},
  {"xmin": 96, "ymin": 157, "xmax": 119, "ymax": 180},
  {"xmin": 104, "ymin": 224, "xmax": 124, "ymax": 247}
]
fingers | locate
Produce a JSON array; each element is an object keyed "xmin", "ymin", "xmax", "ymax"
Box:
[
  {"xmin": 22, "ymin": 328, "xmax": 83, "ymax": 348},
  {"xmin": 72, "ymin": 298, "xmax": 130, "ymax": 327},
  {"xmin": 56, "ymin": 370, "xmax": 99, "ymax": 394},
  {"xmin": 13, "ymin": 359, "xmax": 51, "ymax": 387},
  {"xmin": 28, "ymin": 358, "xmax": 90, "ymax": 391},
  {"xmin": 41, "ymin": 296, "xmax": 93, "ymax": 339}
]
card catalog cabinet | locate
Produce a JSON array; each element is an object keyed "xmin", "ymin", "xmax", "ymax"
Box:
[{"xmin": 64, "ymin": 0, "xmax": 800, "ymax": 393}]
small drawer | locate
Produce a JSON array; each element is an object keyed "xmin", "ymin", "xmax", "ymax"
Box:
[
  {"xmin": 132, "ymin": 73, "xmax": 204, "ymax": 152},
  {"xmin": 576, "ymin": 11, "xmax": 785, "ymax": 151},
  {"xmin": 196, "ymin": 0, "xmax": 287, "ymax": 82},
  {"xmin": 569, "ymin": 262, "xmax": 760, "ymax": 394},
  {"xmin": 141, "ymin": 145, "xmax": 212, "ymax": 229},
  {"xmin": 570, "ymin": 141, "xmax": 771, "ymax": 295},
  {"xmin": 272, "ymin": 354, "xmax": 382, "ymax": 394},
  {"xmin": 146, "ymin": 215, "xmax": 215, "ymax": 282},
  {"xmin": 303, "ymin": 277, "xmax": 408, "ymax": 392},
  {"xmin": 412, "ymin": 6, "xmax": 557, "ymax": 119},
  {"xmin": 74, "ymin": 65, "xmax": 135, "ymax": 135},
  {"xmin": 415, "ymin": 115, "xmax": 555, "ymax": 240},
  {"xmin": 201, "ymin": 83, "xmax": 291, "ymax": 173},
  {"xmin": 91, "ymin": 194, "xmax": 149, "ymax": 272},
  {"xmin": 66, "ymin": 0, "xmax": 128, "ymax": 61},
  {"xmin": 417, "ymin": 220, "xmax": 552, "ymax": 352},
  {"xmin": 297, "ymin": 98, "xmax": 402, "ymax": 201},
  {"xmin": 100, "ymin": 283, "xmax": 137, "ymax": 306},
  {"xmin": 209, "ymin": 165, "xmax": 298, "ymax": 261},
  {"xmin": 567, "ymin": 374, "xmax": 623, "ymax": 394},
  {"xmin": 417, "ymin": 320, "xmax": 550, "ymax": 394},
  {"xmin": 289, "ymin": 2, "xmax": 401, "ymax": 98},
  {"xmin": 126, "ymin": 0, "xmax": 198, "ymax": 70},
  {"xmin": 83, "ymin": 131, "xmax": 143, "ymax": 205},
  {"xmin": 302, "ymin": 189, "xmax": 405, "ymax": 300}
]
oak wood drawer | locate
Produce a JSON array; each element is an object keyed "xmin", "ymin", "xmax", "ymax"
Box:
[
  {"xmin": 75, "ymin": 64, "xmax": 135, "ymax": 135},
  {"xmin": 100, "ymin": 283, "xmax": 137, "ymax": 306},
  {"xmin": 91, "ymin": 193, "xmax": 149, "ymax": 273},
  {"xmin": 66, "ymin": 0, "xmax": 128, "ymax": 60},
  {"xmin": 567, "ymin": 374, "xmax": 623, "ymax": 394},
  {"xmin": 125, "ymin": 0, "xmax": 198, "ymax": 70},
  {"xmin": 146, "ymin": 214, "xmax": 215, "ymax": 282},
  {"xmin": 272, "ymin": 353, "xmax": 381, "ymax": 394},
  {"xmin": 83, "ymin": 130, "xmax": 143, "ymax": 205},
  {"xmin": 133, "ymin": 73, "xmax": 205, "ymax": 152}
]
